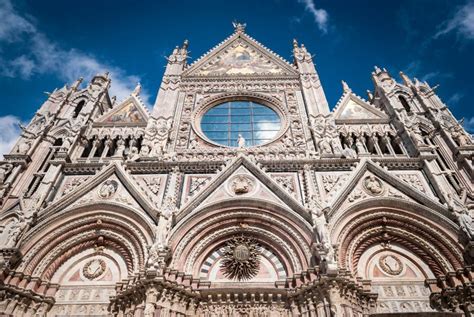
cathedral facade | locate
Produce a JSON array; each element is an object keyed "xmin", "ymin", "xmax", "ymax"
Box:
[{"xmin": 0, "ymin": 23, "xmax": 473, "ymax": 316}]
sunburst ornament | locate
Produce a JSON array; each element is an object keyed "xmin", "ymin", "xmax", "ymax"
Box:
[{"xmin": 220, "ymin": 235, "xmax": 260, "ymax": 281}]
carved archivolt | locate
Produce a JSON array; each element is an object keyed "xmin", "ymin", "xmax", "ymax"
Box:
[
  {"xmin": 333, "ymin": 206, "xmax": 463, "ymax": 276},
  {"xmin": 170, "ymin": 207, "xmax": 312, "ymax": 275},
  {"xmin": 17, "ymin": 207, "xmax": 154, "ymax": 281},
  {"xmin": 184, "ymin": 225, "xmax": 303, "ymax": 275}
]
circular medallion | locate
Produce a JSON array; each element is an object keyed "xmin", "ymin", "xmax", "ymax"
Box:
[
  {"xmin": 233, "ymin": 244, "xmax": 250, "ymax": 261},
  {"xmin": 379, "ymin": 254, "xmax": 403, "ymax": 276},
  {"xmin": 228, "ymin": 175, "xmax": 256, "ymax": 196},
  {"xmin": 98, "ymin": 180, "xmax": 118, "ymax": 199},
  {"xmin": 363, "ymin": 175, "xmax": 385, "ymax": 196},
  {"xmin": 83, "ymin": 258, "xmax": 106, "ymax": 280}
]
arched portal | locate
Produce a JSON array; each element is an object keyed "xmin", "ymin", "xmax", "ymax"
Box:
[
  {"xmin": 3, "ymin": 204, "xmax": 154, "ymax": 316},
  {"xmin": 331, "ymin": 199, "xmax": 463, "ymax": 314},
  {"xmin": 169, "ymin": 199, "xmax": 312, "ymax": 289}
]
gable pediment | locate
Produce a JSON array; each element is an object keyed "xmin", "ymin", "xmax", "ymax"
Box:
[
  {"xmin": 333, "ymin": 93, "xmax": 388, "ymax": 123},
  {"xmin": 177, "ymin": 156, "xmax": 308, "ymax": 222},
  {"xmin": 328, "ymin": 159, "xmax": 446, "ymax": 218},
  {"xmin": 41, "ymin": 163, "xmax": 158, "ymax": 222},
  {"xmin": 184, "ymin": 32, "xmax": 298, "ymax": 77},
  {"xmin": 96, "ymin": 95, "xmax": 148, "ymax": 126}
]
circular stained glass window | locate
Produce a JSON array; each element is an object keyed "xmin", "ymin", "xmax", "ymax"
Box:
[{"xmin": 201, "ymin": 101, "xmax": 282, "ymax": 147}]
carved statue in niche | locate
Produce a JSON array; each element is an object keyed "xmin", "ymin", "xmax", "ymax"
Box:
[
  {"xmin": 127, "ymin": 138, "xmax": 140, "ymax": 161},
  {"xmin": 405, "ymin": 115, "xmax": 426, "ymax": 146},
  {"xmin": 0, "ymin": 164, "xmax": 13, "ymax": 184},
  {"xmin": 114, "ymin": 136, "xmax": 125, "ymax": 157},
  {"xmin": 355, "ymin": 136, "xmax": 366, "ymax": 154},
  {"xmin": 456, "ymin": 209, "xmax": 474, "ymax": 240},
  {"xmin": 98, "ymin": 180, "xmax": 118, "ymax": 199},
  {"xmin": 341, "ymin": 144, "xmax": 357, "ymax": 159},
  {"xmin": 363, "ymin": 175, "xmax": 384, "ymax": 195},
  {"xmin": 450, "ymin": 126, "xmax": 471, "ymax": 146}
]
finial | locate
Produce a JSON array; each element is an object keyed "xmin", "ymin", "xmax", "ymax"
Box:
[
  {"xmin": 132, "ymin": 82, "xmax": 141, "ymax": 96},
  {"xmin": 399, "ymin": 71, "xmax": 413, "ymax": 86},
  {"xmin": 182, "ymin": 39, "xmax": 189, "ymax": 50},
  {"xmin": 71, "ymin": 77, "xmax": 83, "ymax": 91},
  {"xmin": 293, "ymin": 39, "xmax": 298, "ymax": 49},
  {"xmin": 366, "ymin": 90, "xmax": 373, "ymax": 101},
  {"xmin": 341, "ymin": 80, "xmax": 351, "ymax": 93},
  {"xmin": 232, "ymin": 21, "xmax": 246, "ymax": 33},
  {"xmin": 105, "ymin": 71, "xmax": 110, "ymax": 79},
  {"xmin": 374, "ymin": 66, "xmax": 382, "ymax": 73}
]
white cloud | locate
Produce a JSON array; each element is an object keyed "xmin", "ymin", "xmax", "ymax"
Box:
[
  {"xmin": 447, "ymin": 92, "xmax": 464, "ymax": 105},
  {"xmin": 435, "ymin": 1, "xmax": 474, "ymax": 40},
  {"xmin": 465, "ymin": 117, "xmax": 474, "ymax": 133},
  {"xmin": 298, "ymin": 0, "xmax": 329, "ymax": 33},
  {"xmin": 421, "ymin": 71, "xmax": 440, "ymax": 82},
  {"xmin": 0, "ymin": 0, "xmax": 34, "ymax": 42},
  {"xmin": 0, "ymin": 115, "xmax": 23, "ymax": 158},
  {"xmin": 0, "ymin": 0, "xmax": 150, "ymax": 104}
]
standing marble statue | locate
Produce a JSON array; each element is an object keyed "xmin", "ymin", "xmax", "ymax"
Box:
[
  {"xmin": 456, "ymin": 210, "xmax": 474, "ymax": 240},
  {"xmin": 237, "ymin": 134, "xmax": 246, "ymax": 148},
  {"xmin": 114, "ymin": 136, "xmax": 126, "ymax": 157},
  {"xmin": 0, "ymin": 164, "xmax": 13, "ymax": 184},
  {"xmin": 341, "ymin": 144, "xmax": 357, "ymax": 159},
  {"xmin": 147, "ymin": 197, "xmax": 176, "ymax": 269},
  {"xmin": 309, "ymin": 204, "xmax": 329, "ymax": 244}
]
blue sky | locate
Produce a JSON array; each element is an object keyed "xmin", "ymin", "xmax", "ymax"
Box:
[{"xmin": 0, "ymin": 0, "xmax": 473, "ymax": 154}]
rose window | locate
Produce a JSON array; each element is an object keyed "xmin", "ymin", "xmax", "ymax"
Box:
[{"xmin": 200, "ymin": 101, "xmax": 281, "ymax": 147}]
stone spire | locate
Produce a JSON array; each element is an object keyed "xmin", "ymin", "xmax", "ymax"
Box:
[
  {"xmin": 293, "ymin": 40, "xmax": 329, "ymax": 115},
  {"xmin": 132, "ymin": 82, "xmax": 141, "ymax": 96}
]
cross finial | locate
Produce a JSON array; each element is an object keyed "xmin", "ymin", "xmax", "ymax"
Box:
[{"xmin": 232, "ymin": 21, "xmax": 246, "ymax": 33}]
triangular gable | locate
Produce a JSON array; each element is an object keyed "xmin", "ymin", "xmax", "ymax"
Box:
[
  {"xmin": 333, "ymin": 92, "xmax": 388, "ymax": 123},
  {"xmin": 40, "ymin": 162, "xmax": 158, "ymax": 222},
  {"xmin": 177, "ymin": 156, "xmax": 309, "ymax": 222},
  {"xmin": 328, "ymin": 159, "xmax": 447, "ymax": 219},
  {"xmin": 184, "ymin": 31, "xmax": 298, "ymax": 77},
  {"xmin": 96, "ymin": 95, "xmax": 148, "ymax": 126}
]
